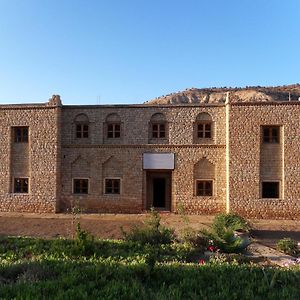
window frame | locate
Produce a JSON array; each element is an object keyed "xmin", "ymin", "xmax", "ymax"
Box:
[
  {"xmin": 197, "ymin": 122, "xmax": 212, "ymax": 139},
  {"xmin": 106, "ymin": 123, "xmax": 121, "ymax": 139},
  {"xmin": 104, "ymin": 177, "xmax": 121, "ymax": 195},
  {"xmin": 73, "ymin": 178, "xmax": 89, "ymax": 195},
  {"xmin": 262, "ymin": 126, "xmax": 280, "ymax": 144},
  {"xmin": 75, "ymin": 123, "xmax": 89, "ymax": 139},
  {"xmin": 14, "ymin": 126, "xmax": 29, "ymax": 143},
  {"xmin": 195, "ymin": 179, "xmax": 213, "ymax": 197},
  {"xmin": 13, "ymin": 177, "xmax": 29, "ymax": 194},
  {"xmin": 261, "ymin": 181, "xmax": 280, "ymax": 199},
  {"xmin": 151, "ymin": 122, "xmax": 166, "ymax": 139}
]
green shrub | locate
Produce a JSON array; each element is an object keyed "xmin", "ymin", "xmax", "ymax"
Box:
[
  {"xmin": 212, "ymin": 213, "xmax": 250, "ymax": 235},
  {"xmin": 73, "ymin": 222, "xmax": 95, "ymax": 256},
  {"xmin": 277, "ymin": 238, "xmax": 298, "ymax": 256},
  {"xmin": 201, "ymin": 213, "xmax": 251, "ymax": 253},
  {"xmin": 123, "ymin": 208, "xmax": 175, "ymax": 246},
  {"xmin": 180, "ymin": 227, "xmax": 209, "ymax": 251}
]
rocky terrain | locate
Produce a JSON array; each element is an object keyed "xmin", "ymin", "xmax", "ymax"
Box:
[{"xmin": 145, "ymin": 84, "xmax": 300, "ymax": 105}]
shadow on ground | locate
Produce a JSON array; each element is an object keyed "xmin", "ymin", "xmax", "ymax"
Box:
[{"xmin": 251, "ymin": 230, "xmax": 300, "ymax": 248}]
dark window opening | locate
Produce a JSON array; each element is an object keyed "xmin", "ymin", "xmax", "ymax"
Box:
[
  {"xmin": 196, "ymin": 180, "xmax": 213, "ymax": 196},
  {"xmin": 197, "ymin": 123, "xmax": 211, "ymax": 138},
  {"xmin": 73, "ymin": 179, "xmax": 89, "ymax": 194},
  {"xmin": 76, "ymin": 124, "xmax": 89, "ymax": 138},
  {"xmin": 107, "ymin": 123, "xmax": 121, "ymax": 138},
  {"xmin": 262, "ymin": 182, "xmax": 279, "ymax": 198},
  {"xmin": 263, "ymin": 126, "xmax": 280, "ymax": 143},
  {"xmin": 152, "ymin": 123, "xmax": 165, "ymax": 138},
  {"xmin": 14, "ymin": 127, "xmax": 28, "ymax": 143},
  {"xmin": 105, "ymin": 179, "xmax": 120, "ymax": 194},
  {"xmin": 14, "ymin": 178, "xmax": 29, "ymax": 193}
]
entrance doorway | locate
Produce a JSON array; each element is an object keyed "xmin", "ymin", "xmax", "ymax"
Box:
[{"xmin": 146, "ymin": 172, "xmax": 171, "ymax": 210}]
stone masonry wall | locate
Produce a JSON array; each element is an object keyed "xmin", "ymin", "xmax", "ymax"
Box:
[
  {"xmin": 1, "ymin": 99, "xmax": 298, "ymax": 219},
  {"xmin": 229, "ymin": 102, "xmax": 300, "ymax": 219},
  {"xmin": 0, "ymin": 105, "xmax": 61, "ymax": 212},
  {"xmin": 60, "ymin": 105, "xmax": 226, "ymax": 214}
]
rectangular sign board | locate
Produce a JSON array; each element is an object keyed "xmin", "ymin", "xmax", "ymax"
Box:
[{"xmin": 143, "ymin": 153, "xmax": 175, "ymax": 170}]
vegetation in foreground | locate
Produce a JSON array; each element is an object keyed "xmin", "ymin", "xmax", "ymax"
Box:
[{"xmin": 0, "ymin": 211, "xmax": 299, "ymax": 299}]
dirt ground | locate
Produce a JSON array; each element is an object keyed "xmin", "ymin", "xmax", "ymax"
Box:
[{"xmin": 0, "ymin": 212, "xmax": 299, "ymax": 248}]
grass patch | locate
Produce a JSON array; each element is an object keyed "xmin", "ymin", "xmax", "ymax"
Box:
[{"xmin": 0, "ymin": 235, "xmax": 299, "ymax": 299}]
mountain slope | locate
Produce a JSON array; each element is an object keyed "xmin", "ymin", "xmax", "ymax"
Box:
[{"xmin": 144, "ymin": 84, "xmax": 300, "ymax": 105}]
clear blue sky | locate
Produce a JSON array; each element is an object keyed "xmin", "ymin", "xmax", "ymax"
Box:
[{"xmin": 0, "ymin": 0, "xmax": 299, "ymax": 105}]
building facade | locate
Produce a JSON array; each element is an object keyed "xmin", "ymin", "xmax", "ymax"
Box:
[{"xmin": 0, "ymin": 95, "xmax": 299, "ymax": 219}]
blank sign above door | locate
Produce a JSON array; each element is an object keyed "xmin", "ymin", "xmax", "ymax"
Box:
[{"xmin": 143, "ymin": 153, "xmax": 175, "ymax": 170}]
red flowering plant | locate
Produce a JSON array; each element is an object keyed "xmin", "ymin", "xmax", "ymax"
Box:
[
  {"xmin": 198, "ymin": 259, "xmax": 206, "ymax": 265},
  {"xmin": 207, "ymin": 240, "xmax": 219, "ymax": 253}
]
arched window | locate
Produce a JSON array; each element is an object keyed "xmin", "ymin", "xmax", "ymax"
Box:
[
  {"xmin": 194, "ymin": 112, "xmax": 213, "ymax": 143},
  {"xmin": 74, "ymin": 114, "xmax": 89, "ymax": 139},
  {"xmin": 194, "ymin": 158, "xmax": 215, "ymax": 196},
  {"xmin": 149, "ymin": 113, "xmax": 168, "ymax": 141},
  {"xmin": 103, "ymin": 156, "xmax": 122, "ymax": 195},
  {"xmin": 104, "ymin": 113, "xmax": 122, "ymax": 143}
]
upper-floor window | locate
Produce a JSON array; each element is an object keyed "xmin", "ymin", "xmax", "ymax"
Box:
[
  {"xmin": 74, "ymin": 114, "xmax": 89, "ymax": 139},
  {"xmin": 197, "ymin": 123, "xmax": 211, "ymax": 138},
  {"xmin": 262, "ymin": 126, "xmax": 280, "ymax": 143},
  {"xmin": 14, "ymin": 127, "xmax": 28, "ymax": 143},
  {"xmin": 105, "ymin": 113, "xmax": 122, "ymax": 141},
  {"xmin": 107, "ymin": 123, "xmax": 121, "ymax": 138},
  {"xmin": 14, "ymin": 177, "xmax": 29, "ymax": 193},
  {"xmin": 194, "ymin": 113, "xmax": 213, "ymax": 143},
  {"xmin": 149, "ymin": 113, "xmax": 168, "ymax": 141},
  {"xmin": 73, "ymin": 178, "xmax": 89, "ymax": 194},
  {"xmin": 76, "ymin": 124, "xmax": 89, "ymax": 138},
  {"xmin": 152, "ymin": 123, "xmax": 165, "ymax": 138}
]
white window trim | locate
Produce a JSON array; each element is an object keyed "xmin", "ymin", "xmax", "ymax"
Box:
[
  {"xmin": 103, "ymin": 177, "xmax": 122, "ymax": 195},
  {"xmin": 72, "ymin": 177, "xmax": 90, "ymax": 195}
]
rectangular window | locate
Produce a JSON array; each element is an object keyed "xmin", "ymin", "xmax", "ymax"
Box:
[
  {"xmin": 76, "ymin": 124, "xmax": 89, "ymax": 138},
  {"xmin": 14, "ymin": 178, "xmax": 29, "ymax": 193},
  {"xmin": 152, "ymin": 123, "xmax": 165, "ymax": 138},
  {"xmin": 73, "ymin": 179, "xmax": 89, "ymax": 194},
  {"xmin": 107, "ymin": 123, "xmax": 121, "ymax": 138},
  {"xmin": 197, "ymin": 123, "xmax": 211, "ymax": 138},
  {"xmin": 262, "ymin": 181, "xmax": 279, "ymax": 198},
  {"xmin": 196, "ymin": 180, "xmax": 213, "ymax": 196},
  {"xmin": 105, "ymin": 178, "xmax": 120, "ymax": 194},
  {"xmin": 262, "ymin": 126, "xmax": 280, "ymax": 143},
  {"xmin": 14, "ymin": 127, "xmax": 28, "ymax": 143}
]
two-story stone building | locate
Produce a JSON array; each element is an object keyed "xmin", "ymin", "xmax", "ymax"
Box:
[{"xmin": 0, "ymin": 94, "xmax": 299, "ymax": 219}]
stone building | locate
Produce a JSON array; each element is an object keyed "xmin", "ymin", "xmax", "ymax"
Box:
[{"xmin": 0, "ymin": 94, "xmax": 299, "ymax": 219}]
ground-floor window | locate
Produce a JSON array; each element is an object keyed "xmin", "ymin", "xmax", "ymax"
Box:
[
  {"xmin": 261, "ymin": 181, "xmax": 279, "ymax": 198},
  {"xmin": 104, "ymin": 178, "xmax": 121, "ymax": 194},
  {"xmin": 14, "ymin": 178, "xmax": 29, "ymax": 193},
  {"xmin": 196, "ymin": 180, "xmax": 213, "ymax": 196},
  {"xmin": 73, "ymin": 178, "xmax": 89, "ymax": 194}
]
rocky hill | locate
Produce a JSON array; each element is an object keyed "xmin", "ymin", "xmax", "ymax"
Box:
[{"xmin": 144, "ymin": 84, "xmax": 300, "ymax": 105}]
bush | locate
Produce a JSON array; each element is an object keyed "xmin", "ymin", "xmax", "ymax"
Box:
[
  {"xmin": 212, "ymin": 213, "xmax": 249, "ymax": 235},
  {"xmin": 201, "ymin": 213, "xmax": 251, "ymax": 253},
  {"xmin": 277, "ymin": 238, "xmax": 298, "ymax": 256},
  {"xmin": 73, "ymin": 222, "xmax": 95, "ymax": 256},
  {"xmin": 123, "ymin": 209, "xmax": 175, "ymax": 246},
  {"xmin": 180, "ymin": 227, "xmax": 209, "ymax": 251}
]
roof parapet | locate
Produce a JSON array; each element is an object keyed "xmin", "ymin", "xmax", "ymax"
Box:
[{"xmin": 47, "ymin": 95, "xmax": 62, "ymax": 107}]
